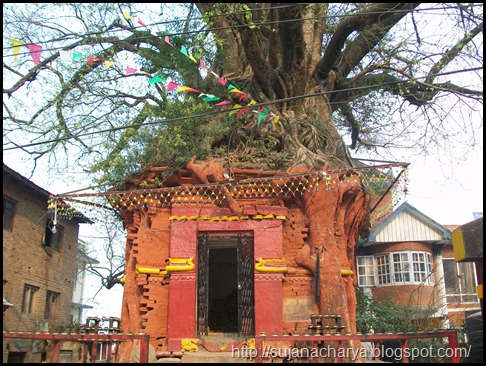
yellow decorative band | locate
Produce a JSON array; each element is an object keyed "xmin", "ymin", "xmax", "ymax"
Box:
[
  {"xmin": 477, "ymin": 284, "xmax": 483, "ymax": 299},
  {"xmin": 340, "ymin": 269, "xmax": 354, "ymax": 276},
  {"xmin": 255, "ymin": 258, "xmax": 287, "ymax": 273},
  {"xmin": 136, "ymin": 257, "xmax": 194, "ymax": 276},
  {"xmin": 169, "ymin": 214, "xmax": 286, "ymax": 221}
]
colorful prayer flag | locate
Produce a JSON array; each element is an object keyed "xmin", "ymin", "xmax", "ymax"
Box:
[
  {"xmin": 148, "ymin": 76, "xmax": 166, "ymax": 84},
  {"xmin": 27, "ymin": 44, "xmax": 42, "ymax": 65},
  {"xmin": 88, "ymin": 56, "xmax": 101, "ymax": 64},
  {"xmin": 10, "ymin": 39, "xmax": 23, "ymax": 60}
]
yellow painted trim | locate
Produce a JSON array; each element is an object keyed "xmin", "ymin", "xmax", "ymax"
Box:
[
  {"xmin": 166, "ymin": 257, "xmax": 195, "ymax": 272},
  {"xmin": 135, "ymin": 257, "xmax": 194, "ymax": 276},
  {"xmin": 255, "ymin": 258, "xmax": 287, "ymax": 273},
  {"xmin": 168, "ymin": 214, "xmax": 286, "ymax": 221},
  {"xmin": 136, "ymin": 267, "xmax": 165, "ymax": 275},
  {"xmin": 341, "ymin": 269, "xmax": 354, "ymax": 276},
  {"xmin": 451, "ymin": 227, "xmax": 466, "ymax": 262},
  {"xmin": 477, "ymin": 284, "xmax": 483, "ymax": 299},
  {"xmin": 181, "ymin": 339, "xmax": 198, "ymax": 352}
]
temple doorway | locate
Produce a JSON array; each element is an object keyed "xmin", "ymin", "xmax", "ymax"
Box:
[{"xmin": 197, "ymin": 233, "xmax": 255, "ymax": 337}]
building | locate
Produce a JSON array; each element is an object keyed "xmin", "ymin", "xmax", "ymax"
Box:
[
  {"xmin": 355, "ymin": 201, "xmax": 481, "ymax": 329},
  {"xmin": 3, "ymin": 163, "xmax": 91, "ymax": 363},
  {"xmin": 71, "ymin": 240, "xmax": 99, "ymax": 325}
]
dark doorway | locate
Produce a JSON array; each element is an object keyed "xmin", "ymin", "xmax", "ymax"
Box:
[
  {"xmin": 208, "ymin": 246, "xmax": 238, "ymax": 333},
  {"xmin": 197, "ymin": 234, "xmax": 255, "ymax": 337}
]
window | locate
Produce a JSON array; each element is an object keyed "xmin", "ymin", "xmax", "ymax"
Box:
[
  {"xmin": 376, "ymin": 254, "xmax": 391, "ymax": 285},
  {"xmin": 45, "ymin": 291, "xmax": 60, "ymax": 319},
  {"xmin": 357, "ymin": 256, "xmax": 375, "ymax": 286},
  {"xmin": 393, "ymin": 252, "xmax": 410, "ymax": 283},
  {"xmin": 3, "ymin": 196, "xmax": 16, "ymax": 231},
  {"xmin": 21, "ymin": 285, "xmax": 39, "ymax": 315},
  {"xmin": 356, "ymin": 251, "xmax": 436, "ymax": 287},
  {"xmin": 443, "ymin": 259, "xmax": 478, "ymax": 303},
  {"xmin": 45, "ymin": 220, "xmax": 64, "ymax": 251}
]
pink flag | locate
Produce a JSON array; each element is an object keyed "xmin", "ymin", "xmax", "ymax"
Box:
[
  {"xmin": 164, "ymin": 36, "xmax": 173, "ymax": 47},
  {"xmin": 218, "ymin": 77, "xmax": 227, "ymax": 86},
  {"xmin": 214, "ymin": 100, "xmax": 231, "ymax": 106},
  {"xmin": 200, "ymin": 59, "xmax": 208, "ymax": 70},
  {"xmin": 126, "ymin": 67, "xmax": 137, "ymax": 74},
  {"xmin": 166, "ymin": 81, "xmax": 180, "ymax": 92},
  {"xmin": 27, "ymin": 44, "xmax": 42, "ymax": 65},
  {"xmin": 137, "ymin": 17, "xmax": 148, "ymax": 28}
]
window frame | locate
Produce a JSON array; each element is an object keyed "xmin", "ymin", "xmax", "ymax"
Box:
[
  {"xmin": 3, "ymin": 195, "xmax": 16, "ymax": 232},
  {"xmin": 356, "ymin": 251, "xmax": 436, "ymax": 288},
  {"xmin": 45, "ymin": 220, "xmax": 64, "ymax": 252},
  {"xmin": 443, "ymin": 259, "xmax": 478, "ymax": 304},
  {"xmin": 21, "ymin": 284, "xmax": 39, "ymax": 315},
  {"xmin": 45, "ymin": 291, "xmax": 60, "ymax": 319},
  {"xmin": 357, "ymin": 256, "xmax": 375, "ymax": 287}
]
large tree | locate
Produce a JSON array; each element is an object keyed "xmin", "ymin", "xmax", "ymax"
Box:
[{"xmin": 3, "ymin": 2, "xmax": 483, "ymax": 353}]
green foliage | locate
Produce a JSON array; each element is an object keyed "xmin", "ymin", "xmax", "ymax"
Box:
[{"xmin": 356, "ymin": 287, "xmax": 407, "ymax": 334}]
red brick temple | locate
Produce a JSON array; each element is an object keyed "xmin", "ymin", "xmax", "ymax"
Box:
[{"xmin": 111, "ymin": 159, "xmax": 386, "ymax": 361}]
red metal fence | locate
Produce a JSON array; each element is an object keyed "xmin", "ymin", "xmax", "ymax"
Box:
[{"xmin": 3, "ymin": 332, "xmax": 150, "ymax": 363}]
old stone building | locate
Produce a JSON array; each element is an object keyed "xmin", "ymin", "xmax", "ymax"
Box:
[{"xmin": 3, "ymin": 163, "xmax": 91, "ymax": 363}]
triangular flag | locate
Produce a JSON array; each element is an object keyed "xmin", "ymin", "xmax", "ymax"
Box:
[
  {"xmin": 273, "ymin": 115, "xmax": 280, "ymax": 124},
  {"xmin": 214, "ymin": 100, "xmax": 231, "ymax": 106},
  {"xmin": 27, "ymin": 44, "xmax": 42, "ymax": 65},
  {"xmin": 164, "ymin": 36, "xmax": 173, "ymax": 47},
  {"xmin": 176, "ymin": 86, "xmax": 200, "ymax": 93},
  {"xmin": 257, "ymin": 108, "xmax": 270, "ymax": 126},
  {"xmin": 237, "ymin": 107, "xmax": 249, "ymax": 117},
  {"xmin": 200, "ymin": 59, "xmax": 208, "ymax": 70},
  {"xmin": 180, "ymin": 46, "xmax": 189, "ymax": 57},
  {"xmin": 10, "ymin": 39, "xmax": 23, "ymax": 60},
  {"xmin": 248, "ymin": 99, "xmax": 257, "ymax": 106},
  {"xmin": 166, "ymin": 81, "xmax": 180, "ymax": 92},
  {"xmin": 203, "ymin": 95, "xmax": 220, "ymax": 102},
  {"xmin": 148, "ymin": 76, "xmax": 166, "ymax": 84},
  {"xmin": 218, "ymin": 77, "xmax": 227, "ymax": 86},
  {"xmin": 88, "ymin": 56, "xmax": 101, "ymax": 65},
  {"xmin": 237, "ymin": 93, "xmax": 249, "ymax": 101},
  {"xmin": 137, "ymin": 16, "xmax": 148, "ymax": 28},
  {"xmin": 72, "ymin": 52, "xmax": 83, "ymax": 61},
  {"xmin": 229, "ymin": 87, "xmax": 242, "ymax": 93},
  {"xmin": 105, "ymin": 61, "xmax": 116, "ymax": 69},
  {"xmin": 126, "ymin": 67, "xmax": 137, "ymax": 74},
  {"xmin": 123, "ymin": 11, "xmax": 132, "ymax": 20},
  {"xmin": 230, "ymin": 104, "xmax": 242, "ymax": 116},
  {"xmin": 188, "ymin": 53, "xmax": 197, "ymax": 63},
  {"xmin": 227, "ymin": 84, "xmax": 236, "ymax": 90}
]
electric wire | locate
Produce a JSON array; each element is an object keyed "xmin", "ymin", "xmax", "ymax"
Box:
[{"xmin": 3, "ymin": 66, "xmax": 482, "ymax": 152}]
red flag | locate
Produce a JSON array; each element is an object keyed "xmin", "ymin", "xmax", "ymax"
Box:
[
  {"xmin": 88, "ymin": 56, "xmax": 101, "ymax": 65},
  {"xmin": 200, "ymin": 59, "xmax": 208, "ymax": 70},
  {"xmin": 27, "ymin": 44, "xmax": 42, "ymax": 65},
  {"xmin": 126, "ymin": 67, "xmax": 137, "ymax": 74}
]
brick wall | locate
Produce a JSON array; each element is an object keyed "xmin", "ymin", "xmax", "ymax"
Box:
[{"xmin": 3, "ymin": 172, "xmax": 82, "ymax": 362}]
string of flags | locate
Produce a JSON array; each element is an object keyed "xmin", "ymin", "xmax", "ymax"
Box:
[
  {"xmin": 7, "ymin": 9, "xmax": 280, "ymax": 125},
  {"xmin": 46, "ymin": 163, "xmax": 409, "ymax": 225}
]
